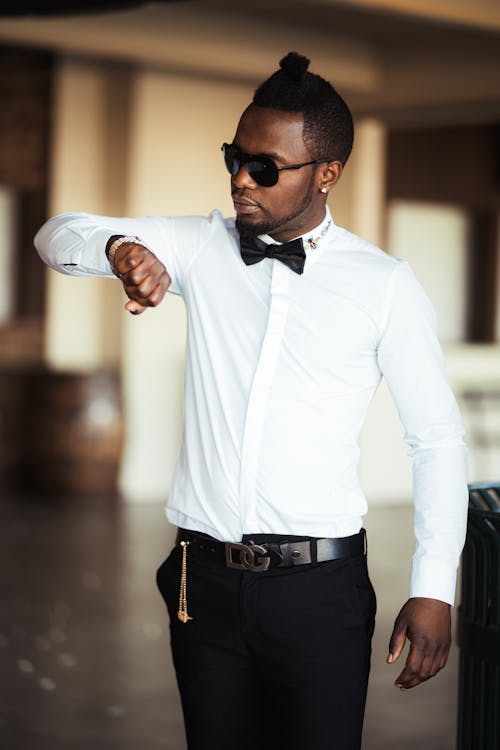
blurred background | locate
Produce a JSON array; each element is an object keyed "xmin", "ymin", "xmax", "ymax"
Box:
[{"xmin": 0, "ymin": 1, "xmax": 499, "ymax": 748}]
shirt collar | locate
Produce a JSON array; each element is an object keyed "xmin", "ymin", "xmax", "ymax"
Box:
[{"xmin": 258, "ymin": 206, "xmax": 335, "ymax": 272}]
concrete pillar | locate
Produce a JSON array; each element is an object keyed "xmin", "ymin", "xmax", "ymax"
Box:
[
  {"xmin": 0, "ymin": 187, "xmax": 16, "ymax": 322},
  {"xmin": 350, "ymin": 118, "xmax": 387, "ymax": 248},
  {"xmin": 45, "ymin": 57, "xmax": 126, "ymax": 370}
]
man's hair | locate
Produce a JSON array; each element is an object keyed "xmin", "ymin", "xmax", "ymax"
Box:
[{"xmin": 253, "ymin": 52, "xmax": 354, "ymax": 166}]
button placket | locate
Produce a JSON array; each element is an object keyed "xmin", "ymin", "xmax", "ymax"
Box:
[{"xmin": 238, "ymin": 262, "xmax": 290, "ymax": 532}]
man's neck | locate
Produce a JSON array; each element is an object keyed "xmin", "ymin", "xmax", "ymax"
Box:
[{"xmin": 266, "ymin": 207, "xmax": 329, "ymax": 244}]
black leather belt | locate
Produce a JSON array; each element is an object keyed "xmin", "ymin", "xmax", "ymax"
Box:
[{"xmin": 176, "ymin": 528, "xmax": 366, "ymax": 572}]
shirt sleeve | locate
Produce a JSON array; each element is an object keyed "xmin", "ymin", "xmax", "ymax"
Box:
[
  {"xmin": 376, "ymin": 260, "xmax": 468, "ymax": 606},
  {"xmin": 34, "ymin": 211, "xmax": 211, "ymax": 296}
]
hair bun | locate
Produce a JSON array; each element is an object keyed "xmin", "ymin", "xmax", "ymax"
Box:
[{"xmin": 279, "ymin": 52, "xmax": 310, "ymax": 83}]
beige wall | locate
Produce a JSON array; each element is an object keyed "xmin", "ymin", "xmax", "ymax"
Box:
[{"xmin": 45, "ymin": 58, "xmax": 126, "ymax": 370}]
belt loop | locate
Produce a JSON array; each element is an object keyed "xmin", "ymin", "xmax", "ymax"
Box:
[{"xmin": 311, "ymin": 538, "xmax": 318, "ymax": 564}]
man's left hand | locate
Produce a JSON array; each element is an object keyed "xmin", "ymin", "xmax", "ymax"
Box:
[{"xmin": 387, "ymin": 597, "xmax": 451, "ymax": 690}]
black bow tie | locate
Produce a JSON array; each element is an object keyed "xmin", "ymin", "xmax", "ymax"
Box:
[{"xmin": 239, "ymin": 233, "xmax": 306, "ymax": 275}]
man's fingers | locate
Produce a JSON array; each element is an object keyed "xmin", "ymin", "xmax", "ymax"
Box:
[
  {"xmin": 120, "ymin": 254, "xmax": 158, "ymax": 287},
  {"xmin": 114, "ymin": 243, "xmax": 151, "ymax": 276},
  {"xmin": 124, "ymin": 277, "xmax": 169, "ymax": 314},
  {"xmin": 124, "ymin": 271, "xmax": 159, "ymax": 301},
  {"xmin": 387, "ymin": 620, "xmax": 407, "ymax": 663},
  {"xmin": 394, "ymin": 639, "xmax": 450, "ymax": 690},
  {"xmin": 438, "ymin": 646, "xmax": 450, "ymax": 670},
  {"xmin": 125, "ymin": 272, "xmax": 169, "ymax": 304},
  {"xmin": 125, "ymin": 299, "xmax": 148, "ymax": 315},
  {"xmin": 147, "ymin": 277, "xmax": 169, "ymax": 306},
  {"xmin": 395, "ymin": 641, "xmax": 430, "ymax": 689}
]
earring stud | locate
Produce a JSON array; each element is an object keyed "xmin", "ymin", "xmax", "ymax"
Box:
[{"xmin": 320, "ymin": 187, "xmax": 328, "ymax": 194}]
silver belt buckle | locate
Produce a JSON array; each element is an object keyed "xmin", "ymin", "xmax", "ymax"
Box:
[{"xmin": 225, "ymin": 542, "xmax": 270, "ymax": 572}]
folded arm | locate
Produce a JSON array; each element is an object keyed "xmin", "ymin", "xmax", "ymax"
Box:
[{"xmin": 34, "ymin": 212, "xmax": 175, "ymax": 313}]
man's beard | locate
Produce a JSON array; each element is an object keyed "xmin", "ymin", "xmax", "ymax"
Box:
[
  {"xmin": 235, "ymin": 215, "xmax": 276, "ymax": 237},
  {"xmin": 234, "ymin": 178, "xmax": 315, "ymax": 239}
]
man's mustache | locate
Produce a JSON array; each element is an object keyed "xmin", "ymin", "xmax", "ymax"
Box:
[{"xmin": 231, "ymin": 190, "xmax": 261, "ymax": 207}]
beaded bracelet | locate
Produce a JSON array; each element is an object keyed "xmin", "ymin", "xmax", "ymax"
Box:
[{"xmin": 107, "ymin": 235, "xmax": 141, "ymax": 276}]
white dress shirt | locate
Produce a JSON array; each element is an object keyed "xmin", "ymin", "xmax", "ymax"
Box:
[{"xmin": 35, "ymin": 207, "xmax": 468, "ymax": 605}]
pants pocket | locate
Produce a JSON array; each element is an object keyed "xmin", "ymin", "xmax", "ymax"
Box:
[
  {"xmin": 348, "ymin": 556, "xmax": 377, "ymax": 635},
  {"xmin": 156, "ymin": 545, "xmax": 180, "ymax": 607}
]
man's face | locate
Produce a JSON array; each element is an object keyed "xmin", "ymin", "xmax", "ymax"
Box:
[{"xmin": 230, "ymin": 105, "xmax": 326, "ymax": 241}]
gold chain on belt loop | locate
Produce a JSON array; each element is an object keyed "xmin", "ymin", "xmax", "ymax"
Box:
[{"xmin": 177, "ymin": 541, "xmax": 193, "ymax": 623}]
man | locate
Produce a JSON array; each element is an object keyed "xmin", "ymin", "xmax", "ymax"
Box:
[{"xmin": 35, "ymin": 52, "xmax": 468, "ymax": 750}]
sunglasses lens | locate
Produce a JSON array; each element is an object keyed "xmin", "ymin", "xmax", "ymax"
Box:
[
  {"xmin": 222, "ymin": 144, "xmax": 279, "ymax": 187},
  {"xmin": 246, "ymin": 158, "xmax": 278, "ymax": 187},
  {"xmin": 222, "ymin": 144, "xmax": 240, "ymax": 176}
]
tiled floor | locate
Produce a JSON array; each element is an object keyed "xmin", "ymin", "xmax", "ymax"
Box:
[{"xmin": 0, "ymin": 496, "xmax": 460, "ymax": 749}]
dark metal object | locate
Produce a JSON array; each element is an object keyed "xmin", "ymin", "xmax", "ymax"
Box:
[
  {"xmin": 225, "ymin": 542, "xmax": 271, "ymax": 572},
  {"xmin": 457, "ymin": 482, "xmax": 500, "ymax": 749}
]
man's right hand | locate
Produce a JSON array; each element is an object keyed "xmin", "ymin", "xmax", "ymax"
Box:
[{"xmin": 113, "ymin": 241, "xmax": 171, "ymax": 315}]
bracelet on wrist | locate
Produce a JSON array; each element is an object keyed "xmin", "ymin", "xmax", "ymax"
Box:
[{"xmin": 107, "ymin": 235, "xmax": 141, "ymax": 276}]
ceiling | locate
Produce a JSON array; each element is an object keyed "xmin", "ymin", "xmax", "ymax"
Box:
[{"xmin": 0, "ymin": 0, "xmax": 498, "ymax": 126}]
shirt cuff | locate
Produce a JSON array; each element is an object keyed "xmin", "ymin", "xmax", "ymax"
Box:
[
  {"xmin": 74, "ymin": 226, "xmax": 121, "ymax": 275},
  {"xmin": 409, "ymin": 556, "xmax": 459, "ymax": 606}
]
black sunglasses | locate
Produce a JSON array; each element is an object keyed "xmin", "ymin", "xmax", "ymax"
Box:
[{"xmin": 221, "ymin": 143, "xmax": 330, "ymax": 187}]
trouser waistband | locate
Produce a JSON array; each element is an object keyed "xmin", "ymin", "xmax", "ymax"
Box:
[{"xmin": 176, "ymin": 528, "xmax": 366, "ymax": 573}]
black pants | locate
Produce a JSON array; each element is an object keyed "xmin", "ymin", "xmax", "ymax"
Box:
[{"xmin": 156, "ymin": 532, "xmax": 376, "ymax": 750}]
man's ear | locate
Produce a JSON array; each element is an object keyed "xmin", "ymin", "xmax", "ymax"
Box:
[{"xmin": 318, "ymin": 161, "xmax": 343, "ymax": 194}]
